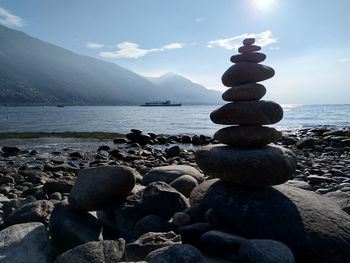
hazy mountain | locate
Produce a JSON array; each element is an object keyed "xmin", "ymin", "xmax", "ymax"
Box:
[{"xmin": 0, "ymin": 25, "xmax": 220, "ymax": 106}]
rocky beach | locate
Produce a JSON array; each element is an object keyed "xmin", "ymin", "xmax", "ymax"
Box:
[{"xmin": 1, "ymin": 39, "xmax": 350, "ymax": 263}]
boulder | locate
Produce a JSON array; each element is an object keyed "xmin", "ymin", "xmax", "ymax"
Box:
[
  {"xmin": 222, "ymin": 62, "xmax": 275, "ymax": 87},
  {"xmin": 210, "ymin": 101, "xmax": 283, "ymax": 125},
  {"xmin": 142, "ymin": 165, "xmax": 204, "ymax": 185},
  {"xmin": 195, "ymin": 145, "xmax": 297, "ymax": 186},
  {"xmin": 69, "ymin": 165, "xmax": 136, "ymax": 211},
  {"xmin": 0, "ymin": 222, "xmax": 51, "ymax": 263},
  {"xmin": 222, "ymin": 83, "xmax": 266, "ymax": 101},
  {"xmin": 190, "ymin": 180, "xmax": 350, "ymax": 263},
  {"xmin": 324, "ymin": 191, "xmax": 350, "ymax": 215},
  {"xmin": 2, "ymin": 146, "xmax": 21, "ymax": 156},
  {"xmin": 54, "ymin": 239, "xmax": 125, "ymax": 263},
  {"xmin": 146, "ymin": 244, "xmax": 205, "ymax": 263}
]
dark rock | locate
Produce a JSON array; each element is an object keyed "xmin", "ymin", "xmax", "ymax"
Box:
[
  {"xmin": 125, "ymin": 231, "xmax": 181, "ymax": 261},
  {"xmin": 146, "ymin": 244, "xmax": 205, "ymax": 263},
  {"xmin": 142, "ymin": 165, "xmax": 204, "ymax": 185},
  {"xmin": 165, "ymin": 146, "xmax": 180, "ymax": 158},
  {"xmin": 2, "ymin": 146, "xmax": 21, "ymax": 156},
  {"xmin": 69, "ymin": 152, "xmax": 83, "ymax": 158},
  {"xmin": 131, "ymin": 129, "xmax": 143, "ymax": 135},
  {"xmin": 113, "ymin": 138, "xmax": 128, "ymax": 144},
  {"xmin": 54, "ymin": 239, "xmax": 125, "ymax": 263},
  {"xmin": 126, "ymin": 133, "xmax": 151, "ymax": 145},
  {"xmin": 190, "ymin": 180, "xmax": 350, "ymax": 263},
  {"xmin": 243, "ymin": 38, "xmax": 255, "ymax": 45},
  {"xmin": 324, "ymin": 191, "xmax": 350, "ymax": 215},
  {"xmin": 195, "ymin": 145, "xmax": 297, "ymax": 186},
  {"xmin": 191, "ymin": 135, "xmax": 203, "ymax": 145},
  {"xmin": 210, "ymin": 101, "xmax": 283, "ymax": 125},
  {"xmin": 222, "ymin": 62, "xmax": 275, "ymax": 87},
  {"xmin": 307, "ymin": 175, "xmax": 334, "ymax": 184},
  {"xmin": 222, "ymin": 83, "xmax": 266, "ymax": 101},
  {"xmin": 97, "ymin": 145, "xmax": 110, "ymax": 152},
  {"xmin": 214, "ymin": 126, "xmax": 281, "ymax": 147},
  {"xmin": 4, "ymin": 200, "xmax": 54, "ymax": 227},
  {"xmin": 177, "ymin": 222, "xmax": 212, "ymax": 244},
  {"xmin": 0, "ymin": 175, "xmax": 15, "ymax": 184},
  {"xmin": 296, "ymin": 138, "xmax": 321, "ymax": 149},
  {"xmin": 69, "ymin": 165, "xmax": 137, "ymax": 211},
  {"xmin": 239, "ymin": 239, "xmax": 295, "ymax": 263},
  {"xmin": 0, "ymin": 222, "xmax": 51, "ymax": 263},
  {"xmin": 49, "ymin": 202, "xmax": 102, "ymax": 253},
  {"xmin": 43, "ymin": 179, "xmax": 75, "ymax": 195},
  {"xmin": 181, "ymin": 135, "xmax": 192, "ymax": 143},
  {"xmin": 170, "ymin": 175, "xmax": 198, "ymax": 197},
  {"xmin": 172, "ymin": 212, "xmax": 191, "ymax": 227},
  {"xmin": 115, "ymin": 182, "xmax": 189, "ymax": 240},
  {"xmin": 230, "ymin": 52, "xmax": 266, "ymax": 63},
  {"xmin": 238, "ymin": 45, "xmax": 261, "ymax": 53},
  {"xmin": 135, "ymin": 215, "xmax": 171, "ymax": 237}
]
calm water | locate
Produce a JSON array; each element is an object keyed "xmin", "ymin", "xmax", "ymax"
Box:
[{"xmin": 0, "ymin": 104, "xmax": 349, "ymax": 135}]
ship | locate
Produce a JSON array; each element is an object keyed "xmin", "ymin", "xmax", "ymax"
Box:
[{"xmin": 140, "ymin": 100, "xmax": 181, "ymax": 107}]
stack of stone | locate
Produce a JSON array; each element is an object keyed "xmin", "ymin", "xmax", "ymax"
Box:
[{"xmin": 196, "ymin": 38, "xmax": 297, "ymax": 186}]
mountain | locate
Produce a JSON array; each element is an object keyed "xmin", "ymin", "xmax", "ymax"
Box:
[
  {"xmin": 0, "ymin": 25, "xmax": 221, "ymax": 106},
  {"xmin": 148, "ymin": 73, "xmax": 221, "ymax": 105}
]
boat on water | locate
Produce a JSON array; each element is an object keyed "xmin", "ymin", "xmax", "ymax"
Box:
[{"xmin": 140, "ymin": 100, "xmax": 181, "ymax": 107}]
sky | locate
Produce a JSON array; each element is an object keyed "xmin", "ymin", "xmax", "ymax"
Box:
[{"xmin": 1, "ymin": 0, "xmax": 350, "ymax": 104}]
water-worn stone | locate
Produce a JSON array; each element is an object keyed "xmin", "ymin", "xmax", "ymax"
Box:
[
  {"xmin": 230, "ymin": 52, "xmax": 266, "ymax": 63},
  {"xmin": 211, "ymin": 101, "xmax": 283, "ymax": 125},
  {"xmin": 146, "ymin": 244, "xmax": 205, "ymax": 263},
  {"xmin": 125, "ymin": 231, "xmax": 181, "ymax": 261},
  {"xmin": 49, "ymin": 202, "xmax": 102, "ymax": 253},
  {"xmin": 54, "ymin": 239, "xmax": 125, "ymax": 263},
  {"xmin": 170, "ymin": 174, "xmax": 198, "ymax": 197},
  {"xmin": 2, "ymin": 146, "xmax": 21, "ymax": 156},
  {"xmin": 243, "ymin": 38, "xmax": 255, "ymax": 45},
  {"xmin": 43, "ymin": 179, "xmax": 74, "ymax": 195},
  {"xmin": 324, "ymin": 191, "xmax": 350, "ymax": 215},
  {"xmin": 239, "ymin": 239, "xmax": 295, "ymax": 263},
  {"xmin": 222, "ymin": 83, "xmax": 266, "ymax": 101},
  {"xmin": 195, "ymin": 145, "xmax": 296, "ymax": 186},
  {"xmin": 222, "ymin": 62, "xmax": 275, "ymax": 87},
  {"xmin": 142, "ymin": 165, "xmax": 204, "ymax": 185},
  {"xmin": 115, "ymin": 182, "xmax": 189, "ymax": 240},
  {"xmin": 134, "ymin": 215, "xmax": 171, "ymax": 237},
  {"xmin": 177, "ymin": 222, "xmax": 212, "ymax": 244},
  {"xmin": 190, "ymin": 180, "xmax": 350, "ymax": 263},
  {"xmin": 69, "ymin": 165, "xmax": 136, "ymax": 211},
  {"xmin": 214, "ymin": 126, "xmax": 281, "ymax": 147},
  {"xmin": 172, "ymin": 212, "xmax": 191, "ymax": 226},
  {"xmin": 4, "ymin": 200, "xmax": 54, "ymax": 227},
  {"xmin": 0, "ymin": 222, "xmax": 51, "ymax": 263},
  {"xmin": 238, "ymin": 45, "xmax": 261, "ymax": 53}
]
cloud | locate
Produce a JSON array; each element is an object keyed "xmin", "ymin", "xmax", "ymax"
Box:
[
  {"xmin": 86, "ymin": 42, "xmax": 105, "ymax": 49},
  {"xmin": 339, "ymin": 57, "xmax": 350, "ymax": 63},
  {"xmin": 195, "ymin": 17, "xmax": 206, "ymax": 23},
  {"xmin": 0, "ymin": 6, "xmax": 24, "ymax": 28},
  {"xmin": 207, "ymin": 30, "xmax": 277, "ymax": 50},
  {"xmin": 99, "ymin": 42, "xmax": 185, "ymax": 59}
]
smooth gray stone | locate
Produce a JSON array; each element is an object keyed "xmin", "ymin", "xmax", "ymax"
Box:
[
  {"xmin": 324, "ymin": 191, "xmax": 350, "ymax": 215},
  {"xmin": 190, "ymin": 180, "xmax": 350, "ymax": 263},
  {"xmin": 170, "ymin": 175, "xmax": 198, "ymax": 197},
  {"xmin": 0, "ymin": 222, "xmax": 51, "ymax": 263},
  {"xmin": 214, "ymin": 126, "xmax": 281, "ymax": 147},
  {"xmin": 146, "ymin": 244, "xmax": 205, "ymax": 263},
  {"xmin": 222, "ymin": 83, "xmax": 266, "ymax": 101},
  {"xmin": 195, "ymin": 145, "xmax": 296, "ymax": 186},
  {"xmin": 230, "ymin": 52, "xmax": 266, "ymax": 63},
  {"xmin": 210, "ymin": 101, "xmax": 283, "ymax": 125},
  {"xmin": 69, "ymin": 165, "xmax": 137, "ymax": 211},
  {"xmin": 238, "ymin": 45, "xmax": 261, "ymax": 53},
  {"xmin": 222, "ymin": 62, "xmax": 274, "ymax": 87}
]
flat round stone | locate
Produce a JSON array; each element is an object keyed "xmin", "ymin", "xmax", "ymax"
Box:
[
  {"xmin": 195, "ymin": 145, "xmax": 297, "ymax": 186},
  {"xmin": 238, "ymin": 45, "xmax": 261, "ymax": 54},
  {"xmin": 243, "ymin": 38, "xmax": 255, "ymax": 45},
  {"xmin": 230, "ymin": 52, "xmax": 266, "ymax": 63},
  {"xmin": 222, "ymin": 83, "xmax": 266, "ymax": 101},
  {"xmin": 214, "ymin": 126, "xmax": 282, "ymax": 147},
  {"xmin": 222, "ymin": 62, "xmax": 275, "ymax": 87},
  {"xmin": 210, "ymin": 101, "xmax": 283, "ymax": 125}
]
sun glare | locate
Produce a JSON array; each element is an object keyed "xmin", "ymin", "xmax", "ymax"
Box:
[{"xmin": 254, "ymin": 0, "xmax": 276, "ymax": 11}]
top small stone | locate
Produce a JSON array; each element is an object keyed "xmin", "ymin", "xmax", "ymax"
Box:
[{"xmin": 243, "ymin": 38, "xmax": 255, "ymax": 45}]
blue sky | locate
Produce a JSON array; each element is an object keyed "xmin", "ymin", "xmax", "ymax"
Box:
[{"xmin": 1, "ymin": 0, "xmax": 350, "ymax": 104}]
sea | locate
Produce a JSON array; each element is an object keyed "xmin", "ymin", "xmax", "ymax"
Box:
[{"xmin": 0, "ymin": 104, "xmax": 349, "ymax": 136}]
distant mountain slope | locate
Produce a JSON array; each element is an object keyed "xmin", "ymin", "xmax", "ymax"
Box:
[
  {"xmin": 148, "ymin": 73, "xmax": 221, "ymax": 105},
  {"xmin": 0, "ymin": 25, "xmax": 220, "ymax": 106}
]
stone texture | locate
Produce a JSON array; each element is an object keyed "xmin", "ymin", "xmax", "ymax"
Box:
[
  {"xmin": 239, "ymin": 239, "xmax": 295, "ymax": 263},
  {"xmin": 69, "ymin": 165, "xmax": 136, "ymax": 211},
  {"xmin": 222, "ymin": 62, "xmax": 275, "ymax": 87},
  {"xmin": 170, "ymin": 174, "xmax": 198, "ymax": 197},
  {"xmin": 324, "ymin": 191, "xmax": 350, "ymax": 215},
  {"xmin": 230, "ymin": 52, "xmax": 266, "ymax": 63},
  {"xmin": 222, "ymin": 83, "xmax": 266, "ymax": 101},
  {"xmin": 54, "ymin": 240, "xmax": 125, "ymax": 263},
  {"xmin": 214, "ymin": 126, "xmax": 281, "ymax": 147},
  {"xmin": 0, "ymin": 222, "xmax": 51, "ymax": 263},
  {"xmin": 134, "ymin": 215, "xmax": 171, "ymax": 237},
  {"xmin": 238, "ymin": 45, "xmax": 261, "ymax": 53},
  {"xmin": 125, "ymin": 231, "xmax": 181, "ymax": 261},
  {"xmin": 142, "ymin": 165, "xmax": 204, "ymax": 185},
  {"xmin": 195, "ymin": 145, "xmax": 296, "ymax": 186},
  {"xmin": 243, "ymin": 38, "xmax": 255, "ymax": 45},
  {"xmin": 210, "ymin": 101, "xmax": 283, "ymax": 125},
  {"xmin": 190, "ymin": 180, "xmax": 350, "ymax": 263},
  {"xmin": 146, "ymin": 244, "xmax": 205, "ymax": 263}
]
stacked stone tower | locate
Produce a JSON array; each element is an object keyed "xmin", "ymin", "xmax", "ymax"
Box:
[{"xmin": 196, "ymin": 38, "xmax": 297, "ymax": 186}]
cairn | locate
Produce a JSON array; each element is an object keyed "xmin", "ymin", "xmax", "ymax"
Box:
[{"xmin": 196, "ymin": 38, "xmax": 297, "ymax": 186}]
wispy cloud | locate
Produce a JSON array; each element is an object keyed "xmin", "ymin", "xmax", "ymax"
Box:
[
  {"xmin": 195, "ymin": 17, "xmax": 206, "ymax": 23},
  {"xmin": 99, "ymin": 42, "xmax": 185, "ymax": 59},
  {"xmin": 0, "ymin": 6, "xmax": 25, "ymax": 28},
  {"xmin": 207, "ymin": 30, "xmax": 277, "ymax": 50},
  {"xmin": 339, "ymin": 57, "xmax": 350, "ymax": 63},
  {"xmin": 86, "ymin": 42, "xmax": 105, "ymax": 49}
]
